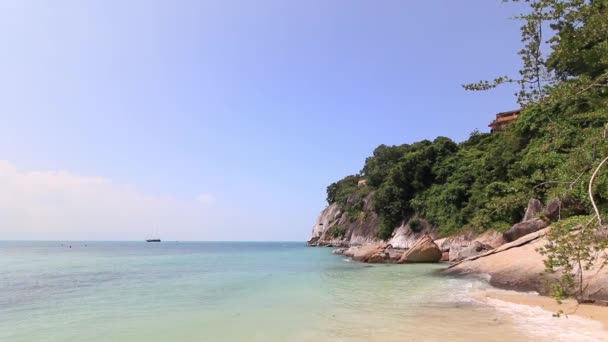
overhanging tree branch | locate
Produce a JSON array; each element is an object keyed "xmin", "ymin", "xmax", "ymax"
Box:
[{"xmin": 589, "ymin": 156, "xmax": 608, "ymax": 225}]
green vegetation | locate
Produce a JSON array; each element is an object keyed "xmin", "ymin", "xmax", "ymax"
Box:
[
  {"xmin": 325, "ymin": 1, "xmax": 608, "ymax": 300},
  {"xmin": 326, "ymin": 175, "xmax": 360, "ymax": 207},
  {"xmin": 326, "ymin": 226, "xmax": 346, "ymax": 239},
  {"xmin": 408, "ymin": 218, "xmax": 423, "ymax": 233},
  {"xmin": 328, "ymin": 110, "xmax": 607, "ymax": 239}
]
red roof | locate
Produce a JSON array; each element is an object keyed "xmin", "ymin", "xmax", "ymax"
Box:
[{"xmin": 489, "ymin": 109, "xmax": 520, "ymax": 128}]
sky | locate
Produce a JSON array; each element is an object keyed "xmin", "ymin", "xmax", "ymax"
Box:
[{"xmin": 0, "ymin": 0, "xmax": 526, "ymax": 241}]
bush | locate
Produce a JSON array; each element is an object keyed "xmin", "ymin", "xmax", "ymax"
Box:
[
  {"xmin": 326, "ymin": 226, "xmax": 346, "ymax": 239},
  {"xmin": 409, "ymin": 218, "xmax": 423, "ymax": 232}
]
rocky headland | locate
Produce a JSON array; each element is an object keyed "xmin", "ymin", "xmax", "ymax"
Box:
[{"xmin": 308, "ymin": 196, "xmax": 608, "ymax": 302}]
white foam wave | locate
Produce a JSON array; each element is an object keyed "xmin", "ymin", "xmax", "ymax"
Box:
[
  {"xmin": 447, "ymin": 275, "xmax": 607, "ymax": 341},
  {"xmin": 486, "ymin": 297, "xmax": 607, "ymax": 341}
]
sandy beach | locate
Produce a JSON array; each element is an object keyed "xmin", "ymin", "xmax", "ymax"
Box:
[{"xmin": 475, "ymin": 289, "xmax": 608, "ymax": 333}]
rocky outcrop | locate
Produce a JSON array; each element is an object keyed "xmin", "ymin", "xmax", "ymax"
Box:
[
  {"xmin": 432, "ymin": 230, "xmax": 506, "ymax": 262},
  {"xmin": 451, "ymin": 241, "xmax": 493, "ymax": 262},
  {"xmin": 332, "ymin": 248, "xmax": 346, "ymax": 255},
  {"xmin": 437, "ymin": 234, "xmax": 473, "ymax": 261},
  {"xmin": 500, "ymin": 197, "xmax": 588, "ymax": 244},
  {"xmin": 307, "ymin": 192, "xmax": 381, "ymax": 247},
  {"xmin": 397, "ymin": 235, "xmax": 442, "ymax": 263},
  {"xmin": 334, "ymin": 242, "xmax": 404, "ymax": 263},
  {"xmin": 503, "ymin": 217, "xmax": 549, "ymax": 242},
  {"xmin": 309, "ymin": 203, "xmax": 342, "ymax": 241},
  {"xmin": 544, "ymin": 198, "xmax": 561, "ymax": 221},
  {"xmin": 335, "ymin": 236, "xmax": 442, "ymax": 264},
  {"xmin": 503, "ymin": 198, "xmax": 588, "ymax": 244},
  {"xmin": 388, "ymin": 218, "xmax": 435, "ymax": 249},
  {"xmin": 474, "ymin": 230, "xmax": 506, "ymax": 249},
  {"xmin": 522, "ymin": 198, "xmax": 544, "ymax": 222},
  {"xmin": 385, "ymin": 247, "xmax": 405, "ymax": 261},
  {"xmin": 314, "ymin": 203, "xmax": 506, "ymax": 263},
  {"xmin": 307, "ymin": 193, "xmax": 436, "ymax": 248},
  {"xmin": 447, "ymin": 229, "xmax": 553, "ymax": 293},
  {"xmin": 521, "ymin": 198, "xmax": 563, "ymax": 223},
  {"xmin": 351, "ymin": 243, "xmax": 389, "ymax": 263},
  {"xmin": 441, "ymin": 252, "xmax": 450, "ymax": 261},
  {"xmin": 446, "ymin": 228, "xmax": 608, "ymax": 301}
]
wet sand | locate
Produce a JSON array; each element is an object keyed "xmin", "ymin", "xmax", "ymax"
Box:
[{"xmin": 478, "ymin": 289, "xmax": 608, "ymax": 332}]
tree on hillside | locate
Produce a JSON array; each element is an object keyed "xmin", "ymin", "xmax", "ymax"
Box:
[{"xmin": 466, "ymin": 0, "xmax": 608, "ymax": 302}]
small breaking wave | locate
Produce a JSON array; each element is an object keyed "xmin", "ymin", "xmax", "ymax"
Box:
[
  {"xmin": 446, "ymin": 275, "xmax": 608, "ymax": 341},
  {"xmin": 486, "ymin": 297, "xmax": 607, "ymax": 341}
]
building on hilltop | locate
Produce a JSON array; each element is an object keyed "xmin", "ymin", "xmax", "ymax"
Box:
[
  {"xmin": 489, "ymin": 109, "xmax": 521, "ymax": 133},
  {"xmin": 357, "ymin": 179, "xmax": 367, "ymax": 187}
]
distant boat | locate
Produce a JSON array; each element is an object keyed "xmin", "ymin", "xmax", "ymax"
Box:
[{"xmin": 146, "ymin": 239, "xmax": 161, "ymax": 242}]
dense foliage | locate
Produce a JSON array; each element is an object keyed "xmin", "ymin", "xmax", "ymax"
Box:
[{"xmin": 326, "ymin": 0, "xmax": 608, "ymax": 245}]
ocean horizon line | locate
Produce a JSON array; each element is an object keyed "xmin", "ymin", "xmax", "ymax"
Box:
[{"xmin": 0, "ymin": 239, "xmax": 306, "ymax": 243}]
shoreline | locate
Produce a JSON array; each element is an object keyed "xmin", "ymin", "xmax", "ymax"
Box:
[
  {"xmin": 444, "ymin": 263, "xmax": 608, "ymax": 334},
  {"xmin": 472, "ymin": 288, "xmax": 608, "ymax": 333},
  {"xmin": 335, "ymin": 244, "xmax": 608, "ymax": 332}
]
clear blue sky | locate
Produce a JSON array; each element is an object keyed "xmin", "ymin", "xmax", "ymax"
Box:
[{"xmin": 0, "ymin": 0, "xmax": 525, "ymax": 241}]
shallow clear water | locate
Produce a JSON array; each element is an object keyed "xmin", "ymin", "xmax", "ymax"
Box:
[{"xmin": 0, "ymin": 241, "xmax": 605, "ymax": 341}]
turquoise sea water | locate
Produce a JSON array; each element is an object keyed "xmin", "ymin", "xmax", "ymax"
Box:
[{"xmin": 1, "ymin": 241, "xmax": 605, "ymax": 341}]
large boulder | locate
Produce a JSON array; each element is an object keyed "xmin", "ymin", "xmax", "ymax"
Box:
[
  {"xmin": 388, "ymin": 223, "xmax": 421, "ymax": 249},
  {"xmin": 448, "ymin": 245, "xmax": 468, "ymax": 262},
  {"xmin": 447, "ymin": 228, "xmax": 608, "ymax": 301},
  {"xmin": 364, "ymin": 244, "xmax": 405, "ymax": 263},
  {"xmin": 522, "ymin": 198, "xmax": 544, "ymax": 222},
  {"xmin": 384, "ymin": 247, "xmax": 405, "ymax": 262},
  {"xmin": 544, "ymin": 198, "xmax": 561, "ymax": 222},
  {"xmin": 436, "ymin": 231, "xmax": 504, "ymax": 262},
  {"xmin": 474, "ymin": 230, "xmax": 506, "ymax": 249},
  {"xmin": 503, "ymin": 217, "xmax": 549, "ymax": 242},
  {"xmin": 397, "ymin": 235, "xmax": 442, "ymax": 263},
  {"xmin": 341, "ymin": 243, "xmax": 385, "ymax": 263},
  {"xmin": 436, "ymin": 233, "xmax": 474, "ymax": 252},
  {"xmin": 441, "ymin": 252, "xmax": 450, "ymax": 262},
  {"xmin": 336, "ymin": 243, "xmax": 405, "ymax": 263},
  {"xmin": 441, "ymin": 235, "xmax": 474, "ymax": 261},
  {"xmin": 434, "ymin": 238, "xmax": 447, "ymax": 250},
  {"xmin": 332, "ymin": 248, "xmax": 347, "ymax": 255},
  {"xmin": 388, "ymin": 218, "xmax": 434, "ymax": 249},
  {"xmin": 452, "ymin": 241, "xmax": 493, "ymax": 262}
]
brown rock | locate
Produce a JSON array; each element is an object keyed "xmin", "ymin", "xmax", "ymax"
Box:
[
  {"xmin": 446, "ymin": 228, "xmax": 608, "ymax": 301},
  {"xmin": 397, "ymin": 235, "xmax": 442, "ymax": 263},
  {"xmin": 366, "ymin": 252, "xmax": 388, "ymax": 264},
  {"xmin": 437, "ymin": 234, "xmax": 473, "ymax": 261},
  {"xmin": 385, "ymin": 247, "xmax": 405, "ymax": 262},
  {"xmin": 365, "ymin": 243, "xmax": 403, "ymax": 263},
  {"xmin": 544, "ymin": 198, "xmax": 561, "ymax": 222},
  {"xmin": 441, "ymin": 252, "xmax": 450, "ymax": 262},
  {"xmin": 448, "ymin": 245, "xmax": 467, "ymax": 261},
  {"xmin": 503, "ymin": 218, "xmax": 549, "ymax": 242},
  {"xmin": 452, "ymin": 241, "xmax": 493, "ymax": 262},
  {"xmin": 474, "ymin": 230, "xmax": 506, "ymax": 249},
  {"xmin": 434, "ymin": 238, "xmax": 447, "ymax": 250},
  {"xmin": 522, "ymin": 198, "xmax": 544, "ymax": 222},
  {"xmin": 341, "ymin": 243, "xmax": 392, "ymax": 263}
]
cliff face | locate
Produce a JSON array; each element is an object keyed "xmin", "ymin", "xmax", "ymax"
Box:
[
  {"xmin": 307, "ymin": 192, "xmax": 380, "ymax": 247},
  {"xmin": 387, "ymin": 222, "xmax": 435, "ymax": 249},
  {"xmin": 307, "ymin": 191, "xmax": 434, "ymax": 247}
]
